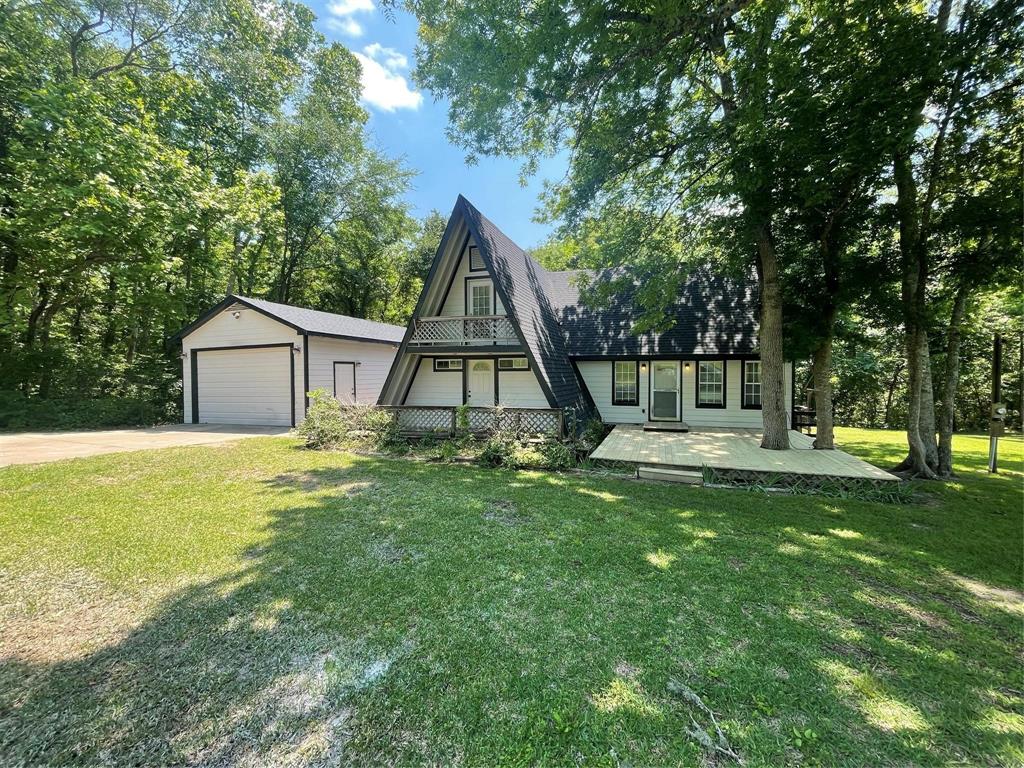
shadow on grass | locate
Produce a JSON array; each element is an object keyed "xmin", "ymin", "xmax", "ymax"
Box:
[{"xmin": 1, "ymin": 455, "xmax": 1021, "ymax": 765}]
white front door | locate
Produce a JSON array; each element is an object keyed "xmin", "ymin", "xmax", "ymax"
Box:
[
  {"xmin": 467, "ymin": 359, "xmax": 495, "ymax": 405},
  {"xmin": 334, "ymin": 362, "xmax": 356, "ymax": 405},
  {"xmin": 651, "ymin": 361, "xmax": 680, "ymax": 421}
]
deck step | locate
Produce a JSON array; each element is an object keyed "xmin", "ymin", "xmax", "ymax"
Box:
[
  {"xmin": 638, "ymin": 465, "xmax": 704, "ymax": 485},
  {"xmin": 642, "ymin": 421, "xmax": 689, "ymax": 433}
]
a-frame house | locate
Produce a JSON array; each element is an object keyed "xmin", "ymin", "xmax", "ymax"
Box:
[
  {"xmin": 378, "ymin": 195, "xmax": 591, "ymax": 421},
  {"xmin": 380, "ymin": 196, "xmax": 795, "ymax": 433}
]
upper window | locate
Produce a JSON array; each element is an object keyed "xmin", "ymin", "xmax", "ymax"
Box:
[
  {"xmin": 468, "ymin": 246, "xmax": 485, "ymax": 271},
  {"xmin": 742, "ymin": 360, "xmax": 762, "ymax": 408},
  {"xmin": 469, "ymin": 282, "xmax": 491, "ymax": 316},
  {"xmin": 433, "ymin": 358, "xmax": 463, "ymax": 371},
  {"xmin": 498, "ymin": 358, "xmax": 529, "ymax": 371},
  {"xmin": 697, "ymin": 360, "xmax": 725, "ymax": 407},
  {"xmin": 612, "ymin": 361, "xmax": 639, "ymax": 406}
]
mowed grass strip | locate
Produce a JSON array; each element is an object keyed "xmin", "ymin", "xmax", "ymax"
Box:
[{"xmin": 0, "ymin": 429, "xmax": 1021, "ymax": 766}]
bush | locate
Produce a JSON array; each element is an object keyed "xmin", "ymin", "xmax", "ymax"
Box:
[
  {"xmin": 478, "ymin": 431, "xmax": 518, "ymax": 467},
  {"xmin": 537, "ymin": 439, "xmax": 575, "ymax": 469},
  {"xmin": 580, "ymin": 417, "xmax": 610, "ymax": 451},
  {"xmin": 296, "ymin": 389, "xmax": 347, "ymax": 449},
  {"xmin": 0, "ymin": 390, "xmax": 173, "ymax": 431}
]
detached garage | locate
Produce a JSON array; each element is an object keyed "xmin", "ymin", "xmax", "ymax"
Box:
[{"xmin": 175, "ymin": 295, "xmax": 404, "ymax": 426}]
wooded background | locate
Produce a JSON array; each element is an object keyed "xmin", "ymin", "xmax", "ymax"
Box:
[{"xmin": 1, "ymin": 0, "xmax": 1021, "ymax": 474}]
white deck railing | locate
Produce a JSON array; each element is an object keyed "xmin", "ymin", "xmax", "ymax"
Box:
[{"xmin": 410, "ymin": 315, "xmax": 518, "ymax": 346}]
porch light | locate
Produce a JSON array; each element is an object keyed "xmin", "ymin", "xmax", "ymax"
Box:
[
  {"xmin": 684, "ymin": 362, "xmax": 691, "ymax": 371},
  {"xmin": 232, "ymin": 311, "xmax": 241, "ymax": 319},
  {"xmin": 640, "ymin": 362, "xmax": 647, "ymax": 372}
]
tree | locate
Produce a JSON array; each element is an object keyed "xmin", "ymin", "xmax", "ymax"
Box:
[
  {"xmin": 887, "ymin": 0, "xmax": 1021, "ymax": 477},
  {"xmin": 403, "ymin": 0, "xmax": 825, "ymax": 449},
  {"xmin": 0, "ymin": 0, "xmax": 416, "ymax": 424},
  {"xmin": 929, "ymin": 71, "xmax": 1022, "ymax": 475}
]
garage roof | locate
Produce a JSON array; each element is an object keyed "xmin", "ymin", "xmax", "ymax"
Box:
[{"xmin": 174, "ymin": 294, "xmax": 405, "ymax": 345}]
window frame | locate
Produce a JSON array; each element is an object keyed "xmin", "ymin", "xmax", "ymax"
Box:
[
  {"xmin": 497, "ymin": 357, "xmax": 529, "ymax": 371},
  {"xmin": 464, "ymin": 277, "xmax": 494, "ymax": 317},
  {"xmin": 432, "ymin": 358, "xmax": 464, "ymax": 372},
  {"xmin": 741, "ymin": 358, "xmax": 762, "ymax": 410},
  {"xmin": 468, "ymin": 245, "xmax": 486, "ymax": 272},
  {"xmin": 695, "ymin": 359, "xmax": 727, "ymax": 409},
  {"xmin": 611, "ymin": 360, "xmax": 640, "ymax": 406}
]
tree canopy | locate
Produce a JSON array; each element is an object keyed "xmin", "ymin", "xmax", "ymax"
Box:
[{"xmin": 0, "ymin": 0, "xmax": 438, "ymax": 423}]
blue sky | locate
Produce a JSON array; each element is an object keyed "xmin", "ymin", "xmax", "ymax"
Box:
[{"xmin": 311, "ymin": 0, "xmax": 564, "ymax": 248}]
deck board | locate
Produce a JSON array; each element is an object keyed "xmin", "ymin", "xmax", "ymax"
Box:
[{"xmin": 590, "ymin": 425, "xmax": 897, "ymax": 481}]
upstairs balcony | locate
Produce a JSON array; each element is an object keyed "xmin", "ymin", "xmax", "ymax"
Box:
[{"xmin": 409, "ymin": 315, "xmax": 519, "ymax": 348}]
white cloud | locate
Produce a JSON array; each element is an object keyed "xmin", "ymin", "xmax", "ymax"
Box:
[
  {"xmin": 353, "ymin": 44, "xmax": 422, "ymax": 112},
  {"xmin": 326, "ymin": 16, "xmax": 363, "ymax": 36},
  {"xmin": 363, "ymin": 42, "xmax": 407, "ymax": 70},
  {"xmin": 326, "ymin": 0, "xmax": 374, "ymax": 37}
]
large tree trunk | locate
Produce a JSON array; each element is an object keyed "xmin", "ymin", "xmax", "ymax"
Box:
[
  {"xmin": 705, "ymin": 23, "xmax": 788, "ymax": 451},
  {"xmin": 888, "ymin": 0, "xmax": 953, "ymax": 479},
  {"xmin": 919, "ymin": 348, "xmax": 939, "ymax": 469},
  {"xmin": 755, "ymin": 222, "xmax": 790, "ymax": 451},
  {"xmin": 893, "ymin": 147, "xmax": 936, "ymax": 478},
  {"xmin": 811, "ymin": 334, "xmax": 835, "ymax": 449},
  {"xmin": 937, "ymin": 285, "xmax": 968, "ymax": 475}
]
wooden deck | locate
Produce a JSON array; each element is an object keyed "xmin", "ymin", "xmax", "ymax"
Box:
[{"xmin": 591, "ymin": 425, "xmax": 898, "ymax": 482}]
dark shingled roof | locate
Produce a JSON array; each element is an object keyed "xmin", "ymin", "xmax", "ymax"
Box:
[
  {"xmin": 233, "ymin": 296, "xmax": 405, "ymax": 343},
  {"xmin": 545, "ymin": 271, "xmax": 760, "ymax": 357},
  {"xmin": 459, "ymin": 197, "xmax": 588, "ymax": 412},
  {"xmin": 173, "ymin": 294, "xmax": 404, "ymax": 344}
]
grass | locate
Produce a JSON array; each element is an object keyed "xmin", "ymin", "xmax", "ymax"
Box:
[{"xmin": 0, "ymin": 428, "xmax": 1021, "ymax": 766}]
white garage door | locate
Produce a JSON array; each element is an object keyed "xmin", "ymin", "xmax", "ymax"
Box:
[{"xmin": 195, "ymin": 346, "xmax": 292, "ymax": 426}]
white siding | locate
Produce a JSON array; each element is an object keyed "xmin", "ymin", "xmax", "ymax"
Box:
[
  {"xmin": 498, "ymin": 367, "xmax": 548, "ymax": 407},
  {"xmin": 577, "ymin": 358, "xmax": 793, "ymax": 428},
  {"xmin": 305, "ymin": 336, "xmax": 398, "ymax": 405},
  {"xmin": 439, "ymin": 241, "xmax": 506, "ymax": 317},
  {"xmin": 577, "ymin": 361, "xmax": 650, "ymax": 424},
  {"xmin": 402, "ymin": 356, "xmax": 549, "ymax": 408},
  {"xmin": 182, "ymin": 305, "xmax": 301, "ymax": 424},
  {"xmin": 405, "ymin": 358, "xmax": 464, "ymax": 406}
]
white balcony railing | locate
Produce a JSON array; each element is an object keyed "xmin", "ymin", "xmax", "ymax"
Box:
[{"xmin": 410, "ymin": 315, "xmax": 518, "ymax": 346}]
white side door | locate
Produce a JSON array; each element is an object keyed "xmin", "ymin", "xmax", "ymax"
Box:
[
  {"xmin": 466, "ymin": 360, "xmax": 495, "ymax": 406},
  {"xmin": 334, "ymin": 362, "xmax": 356, "ymax": 405}
]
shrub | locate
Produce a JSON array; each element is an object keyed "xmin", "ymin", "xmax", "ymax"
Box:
[
  {"xmin": 0, "ymin": 390, "xmax": 172, "ymax": 431},
  {"xmin": 580, "ymin": 417, "xmax": 610, "ymax": 451},
  {"xmin": 296, "ymin": 389, "xmax": 347, "ymax": 449},
  {"xmin": 478, "ymin": 431, "xmax": 517, "ymax": 467},
  {"xmin": 537, "ymin": 439, "xmax": 575, "ymax": 469},
  {"xmin": 432, "ymin": 439, "xmax": 461, "ymax": 463},
  {"xmin": 454, "ymin": 403, "xmax": 471, "ymax": 436}
]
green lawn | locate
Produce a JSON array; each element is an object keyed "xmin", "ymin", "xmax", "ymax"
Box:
[{"xmin": 1, "ymin": 429, "xmax": 1021, "ymax": 766}]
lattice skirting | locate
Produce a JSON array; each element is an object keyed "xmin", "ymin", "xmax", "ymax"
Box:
[
  {"xmin": 702, "ymin": 466, "xmax": 899, "ymax": 494},
  {"xmin": 380, "ymin": 406, "xmax": 563, "ymax": 437}
]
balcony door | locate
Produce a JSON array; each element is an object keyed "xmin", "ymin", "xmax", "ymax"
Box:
[
  {"xmin": 466, "ymin": 278, "xmax": 492, "ymax": 316},
  {"xmin": 466, "ymin": 360, "xmax": 495, "ymax": 405},
  {"xmin": 465, "ymin": 278, "xmax": 494, "ymax": 342}
]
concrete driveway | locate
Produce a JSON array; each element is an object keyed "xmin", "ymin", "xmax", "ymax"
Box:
[{"xmin": 0, "ymin": 424, "xmax": 292, "ymax": 467}]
